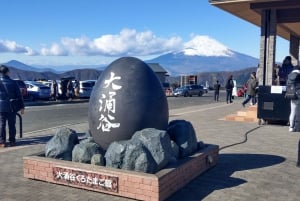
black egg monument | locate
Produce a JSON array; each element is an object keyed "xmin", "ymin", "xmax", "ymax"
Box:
[{"xmin": 88, "ymin": 57, "xmax": 169, "ymax": 150}]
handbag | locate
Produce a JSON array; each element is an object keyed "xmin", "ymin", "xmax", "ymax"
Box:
[{"xmin": 10, "ymin": 99, "xmax": 23, "ymax": 112}]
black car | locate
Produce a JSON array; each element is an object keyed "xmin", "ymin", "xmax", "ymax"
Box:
[{"xmin": 173, "ymin": 85, "xmax": 205, "ymax": 97}]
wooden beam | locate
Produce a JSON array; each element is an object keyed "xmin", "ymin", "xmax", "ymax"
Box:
[
  {"xmin": 250, "ymin": 0, "xmax": 300, "ymax": 10},
  {"xmin": 277, "ymin": 9, "xmax": 300, "ymax": 23}
]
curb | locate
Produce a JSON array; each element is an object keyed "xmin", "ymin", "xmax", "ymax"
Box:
[{"xmin": 24, "ymin": 99, "xmax": 89, "ymax": 107}]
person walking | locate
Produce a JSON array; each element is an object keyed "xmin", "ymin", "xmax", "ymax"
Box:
[
  {"xmin": 242, "ymin": 72, "xmax": 258, "ymax": 107},
  {"xmin": 74, "ymin": 80, "xmax": 80, "ymax": 98},
  {"xmin": 225, "ymin": 75, "xmax": 234, "ymax": 104},
  {"xmin": 287, "ymin": 66, "xmax": 300, "ymax": 132},
  {"xmin": 50, "ymin": 80, "xmax": 58, "ymax": 101},
  {"xmin": 0, "ymin": 65, "xmax": 25, "ymax": 147},
  {"xmin": 213, "ymin": 80, "xmax": 221, "ymax": 101},
  {"xmin": 67, "ymin": 80, "xmax": 74, "ymax": 100}
]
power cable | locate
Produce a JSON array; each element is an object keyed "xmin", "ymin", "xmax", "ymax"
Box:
[{"xmin": 219, "ymin": 125, "xmax": 262, "ymax": 151}]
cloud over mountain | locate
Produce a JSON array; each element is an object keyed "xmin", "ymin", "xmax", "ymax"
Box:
[
  {"xmin": 41, "ymin": 29, "xmax": 183, "ymax": 56},
  {"xmin": 1, "ymin": 29, "xmax": 237, "ymax": 59}
]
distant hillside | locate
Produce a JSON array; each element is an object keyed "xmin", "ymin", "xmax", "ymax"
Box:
[
  {"xmin": 8, "ymin": 66, "xmax": 102, "ymax": 81},
  {"xmin": 5, "ymin": 60, "xmax": 57, "ymax": 73},
  {"xmin": 147, "ymin": 51, "xmax": 258, "ymax": 76},
  {"xmin": 168, "ymin": 67, "xmax": 257, "ymax": 88},
  {"xmin": 6, "ymin": 60, "xmax": 256, "ymax": 87},
  {"xmin": 60, "ymin": 69, "xmax": 102, "ymax": 80}
]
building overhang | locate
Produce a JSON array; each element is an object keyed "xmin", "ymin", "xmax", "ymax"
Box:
[{"xmin": 209, "ymin": 0, "xmax": 300, "ymax": 40}]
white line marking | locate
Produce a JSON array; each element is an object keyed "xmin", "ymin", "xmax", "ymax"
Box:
[{"xmin": 171, "ymin": 104, "xmax": 229, "ymax": 116}]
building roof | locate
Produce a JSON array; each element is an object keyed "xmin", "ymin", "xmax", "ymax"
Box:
[
  {"xmin": 147, "ymin": 63, "xmax": 168, "ymax": 74},
  {"xmin": 209, "ymin": 0, "xmax": 300, "ymax": 41}
]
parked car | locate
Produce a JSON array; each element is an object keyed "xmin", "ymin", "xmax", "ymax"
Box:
[
  {"xmin": 77, "ymin": 80, "xmax": 97, "ymax": 98},
  {"xmin": 25, "ymin": 81, "xmax": 51, "ymax": 101},
  {"xmin": 173, "ymin": 85, "xmax": 205, "ymax": 97},
  {"xmin": 14, "ymin": 79, "xmax": 28, "ymax": 98},
  {"xmin": 201, "ymin": 85, "xmax": 208, "ymax": 93}
]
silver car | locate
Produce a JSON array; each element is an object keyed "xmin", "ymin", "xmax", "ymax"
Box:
[
  {"xmin": 78, "ymin": 80, "xmax": 96, "ymax": 98},
  {"xmin": 25, "ymin": 81, "xmax": 51, "ymax": 100}
]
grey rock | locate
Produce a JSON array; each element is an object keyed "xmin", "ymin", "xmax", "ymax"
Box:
[
  {"xmin": 80, "ymin": 137, "xmax": 95, "ymax": 144},
  {"xmin": 72, "ymin": 141, "xmax": 104, "ymax": 164},
  {"xmin": 45, "ymin": 127, "xmax": 79, "ymax": 161},
  {"xmin": 105, "ymin": 140, "xmax": 157, "ymax": 173},
  {"xmin": 167, "ymin": 120, "xmax": 198, "ymax": 158},
  {"xmin": 132, "ymin": 128, "xmax": 173, "ymax": 170},
  {"xmin": 104, "ymin": 141, "xmax": 126, "ymax": 169},
  {"xmin": 91, "ymin": 154, "xmax": 105, "ymax": 166}
]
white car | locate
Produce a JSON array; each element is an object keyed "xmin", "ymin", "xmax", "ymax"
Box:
[{"xmin": 25, "ymin": 81, "xmax": 51, "ymax": 100}]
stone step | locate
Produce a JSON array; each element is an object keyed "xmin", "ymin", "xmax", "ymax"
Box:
[
  {"xmin": 225, "ymin": 114, "xmax": 258, "ymax": 123},
  {"xmin": 237, "ymin": 110, "xmax": 257, "ymax": 118},
  {"xmin": 223, "ymin": 105, "xmax": 258, "ymax": 123}
]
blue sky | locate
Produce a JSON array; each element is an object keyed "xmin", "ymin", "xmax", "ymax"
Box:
[{"xmin": 0, "ymin": 0, "xmax": 289, "ymax": 69}]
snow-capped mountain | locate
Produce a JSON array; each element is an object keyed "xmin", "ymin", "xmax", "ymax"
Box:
[
  {"xmin": 146, "ymin": 35, "xmax": 259, "ymax": 75},
  {"xmin": 2, "ymin": 36, "xmax": 259, "ymax": 77},
  {"xmin": 182, "ymin": 35, "xmax": 234, "ymax": 57}
]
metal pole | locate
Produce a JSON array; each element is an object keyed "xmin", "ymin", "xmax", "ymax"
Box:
[
  {"xmin": 16, "ymin": 113, "xmax": 22, "ymax": 138},
  {"xmin": 297, "ymin": 139, "xmax": 300, "ymax": 167}
]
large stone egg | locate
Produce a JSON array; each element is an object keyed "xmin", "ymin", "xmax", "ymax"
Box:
[{"xmin": 88, "ymin": 57, "xmax": 169, "ymax": 150}]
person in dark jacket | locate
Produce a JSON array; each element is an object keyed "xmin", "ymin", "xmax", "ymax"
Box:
[
  {"xmin": 278, "ymin": 56, "xmax": 294, "ymax": 86},
  {"xmin": 50, "ymin": 80, "xmax": 58, "ymax": 101},
  {"xmin": 225, "ymin": 75, "xmax": 234, "ymax": 104},
  {"xmin": 242, "ymin": 72, "xmax": 258, "ymax": 107},
  {"xmin": 0, "ymin": 65, "xmax": 25, "ymax": 147},
  {"xmin": 213, "ymin": 80, "xmax": 221, "ymax": 102}
]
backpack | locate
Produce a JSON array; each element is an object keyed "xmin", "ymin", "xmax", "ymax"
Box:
[
  {"xmin": 285, "ymin": 71, "xmax": 300, "ymax": 100},
  {"xmin": 225, "ymin": 79, "xmax": 233, "ymax": 89}
]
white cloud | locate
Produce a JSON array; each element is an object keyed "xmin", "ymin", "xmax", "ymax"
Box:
[
  {"xmin": 0, "ymin": 39, "xmax": 36, "ymax": 55},
  {"xmin": 40, "ymin": 28, "xmax": 183, "ymax": 56},
  {"xmin": 0, "ymin": 30, "xmax": 235, "ymax": 61},
  {"xmin": 40, "ymin": 43, "xmax": 68, "ymax": 56}
]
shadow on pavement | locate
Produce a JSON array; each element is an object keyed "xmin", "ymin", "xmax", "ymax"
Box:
[
  {"xmin": 166, "ymin": 153, "xmax": 285, "ymax": 201},
  {"xmin": 16, "ymin": 135, "xmax": 53, "ymax": 146},
  {"xmin": 16, "ymin": 132, "xmax": 87, "ymax": 146}
]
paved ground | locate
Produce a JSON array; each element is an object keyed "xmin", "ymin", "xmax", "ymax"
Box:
[{"xmin": 0, "ymin": 99, "xmax": 299, "ymax": 201}]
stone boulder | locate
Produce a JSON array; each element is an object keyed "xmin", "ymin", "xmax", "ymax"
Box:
[
  {"xmin": 91, "ymin": 154, "xmax": 105, "ymax": 166},
  {"xmin": 72, "ymin": 137, "xmax": 104, "ymax": 164},
  {"xmin": 167, "ymin": 120, "xmax": 198, "ymax": 158},
  {"xmin": 45, "ymin": 127, "xmax": 79, "ymax": 161},
  {"xmin": 105, "ymin": 140, "xmax": 157, "ymax": 173},
  {"xmin": 132, "ymin": 128, "xmax": 173, "ymax": 170},
  {"xmin": 170, "ymin": 140, "xmax": 180, "ymax": 159}
]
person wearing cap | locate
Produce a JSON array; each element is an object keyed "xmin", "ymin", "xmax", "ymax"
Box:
[
  {"xmin": 242, "ymin": 72, "xmax": 258, "ymax": 107},
  {"xmin": 0, "ymin": 65, "xmax": 25, "ymax": 147}
]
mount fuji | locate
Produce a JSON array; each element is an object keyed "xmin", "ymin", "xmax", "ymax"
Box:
[{"xmin": 146, "ymin": 35, "xmax": 259, "ymax": 76}]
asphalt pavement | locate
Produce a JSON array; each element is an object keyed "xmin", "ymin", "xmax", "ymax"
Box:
[{"xmin": 0, "ymin": 97, "xmax": 299, "ymax": 201}]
